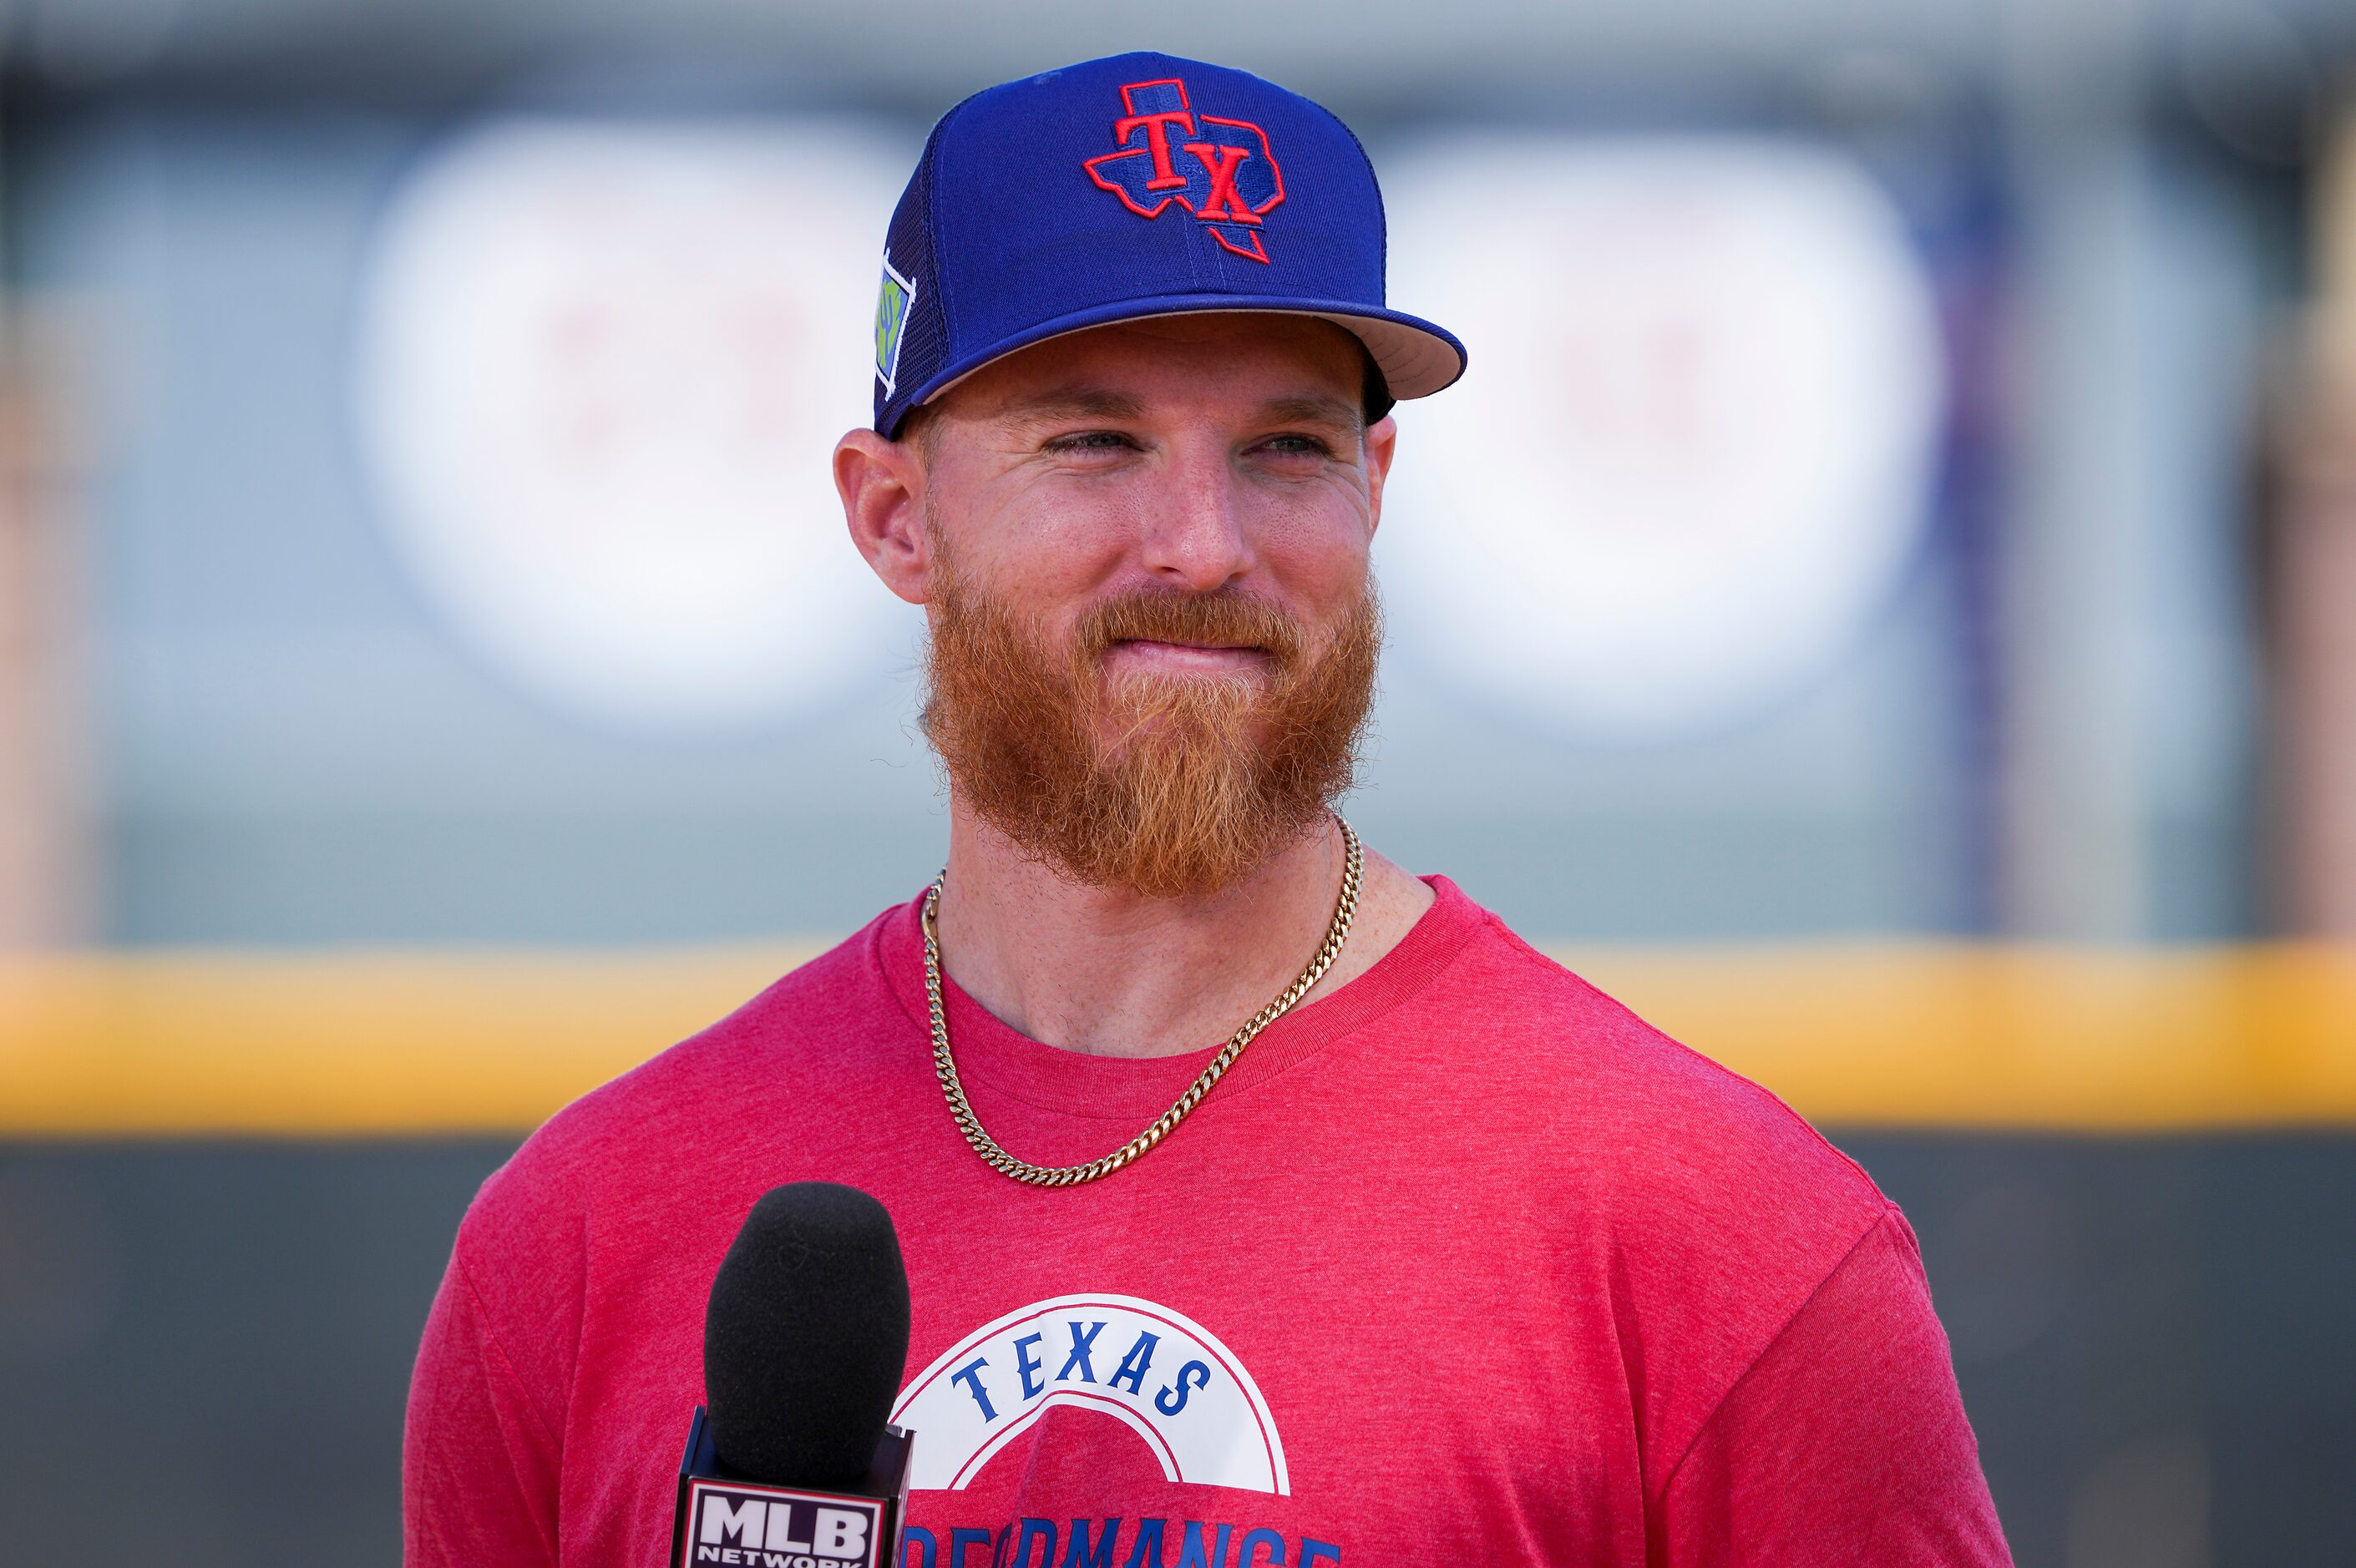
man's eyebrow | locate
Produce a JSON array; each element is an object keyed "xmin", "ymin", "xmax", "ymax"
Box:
[
  {"xmin": 991, "ymin": 390, "xmax": 1364, "ymax": 429},
  {"xmin": 998, "ymin": 388, "xmax": 1150, "ymax": 424},
  {"xmin": 1257, "ymin": 394, "xmax": 1364, "ymax": 431}
]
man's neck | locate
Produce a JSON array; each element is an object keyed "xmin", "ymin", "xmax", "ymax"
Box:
[{"xmin": 932, "ymin": 803, "xmax": 1436, "ymax": 1060}]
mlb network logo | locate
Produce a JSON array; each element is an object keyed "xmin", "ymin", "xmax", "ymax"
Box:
[{"xmin": 686, "ymin": 1481, "xmax": 884, "ymax": 1568}]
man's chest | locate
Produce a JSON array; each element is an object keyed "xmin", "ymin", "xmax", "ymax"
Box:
[
  {"xmin": 886, "ymin": 1267, "xmax": 1640, "ymax": 1568},
  {"xmin": 563, "ymin": 1176, "xmax": 1645, "ymax": 1567}
]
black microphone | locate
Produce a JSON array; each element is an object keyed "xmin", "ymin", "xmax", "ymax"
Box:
[{"xmin": 671, "ymin": 1183, "xmax": 916, "ymax": 1568}]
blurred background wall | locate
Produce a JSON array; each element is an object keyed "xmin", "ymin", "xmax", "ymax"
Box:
[{"xmin": 3, "ymin": 1, "xmax": 2356, "ymax": 1564}]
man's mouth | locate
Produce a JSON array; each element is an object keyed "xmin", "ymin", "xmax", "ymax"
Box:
[{"xmin": 1102, "ymin": 637, "xmax": 1273, "ymax": 675}]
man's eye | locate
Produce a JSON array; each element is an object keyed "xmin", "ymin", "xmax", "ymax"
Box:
[
  {"xmin": 1260, "ymin": 433, "xmax": 1332, "ymax": 457},
  {"xmin": 1050, "ymin": 431, "xmax": 1137, "ymax": 453}
]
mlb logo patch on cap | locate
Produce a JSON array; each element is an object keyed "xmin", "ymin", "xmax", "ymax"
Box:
[
  {"xmin": 869, "ymin": 50, "xmax": 1465, "ymax": 437},
  {"xmin": 874, "ymin": 250, "xmax": 917, "ymax": 400}
]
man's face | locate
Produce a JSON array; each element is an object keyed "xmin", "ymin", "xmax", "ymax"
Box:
[{"xmin": 880, "ymin": 314, "xmax": 1398, "ymax": 896}]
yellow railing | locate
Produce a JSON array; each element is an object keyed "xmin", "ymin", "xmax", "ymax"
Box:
[{"xmin": 3, "ymin": 943, "xmax": 2354, "ymax": 1136}]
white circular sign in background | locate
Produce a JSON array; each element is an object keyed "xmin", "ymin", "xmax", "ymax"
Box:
[
  {"xmin": 353, "ymin": 117, "xmax": 914, "ymax": 731},
  {"xmin": 1380, "ymin": 137, "xmax": 1946, "ymax": 741}
]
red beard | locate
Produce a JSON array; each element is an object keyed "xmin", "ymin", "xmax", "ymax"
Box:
[{"xmin": 920, "ymin": 551, "xmax": 1381, "ymax": 898}]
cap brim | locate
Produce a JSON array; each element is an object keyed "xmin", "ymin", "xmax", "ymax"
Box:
[{"xmin": 894, "ymin": 292, "xmax": 1466, "ymax": 432}]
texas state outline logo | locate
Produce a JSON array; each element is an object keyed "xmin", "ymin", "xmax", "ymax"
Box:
[
  {"xmin": 893, "ymin": 1292, "xmax": 1289, "ymax": 1495},
  {"xmin": 1082, "ymin": 79, "xmax": 1286, "ymax": 263}
]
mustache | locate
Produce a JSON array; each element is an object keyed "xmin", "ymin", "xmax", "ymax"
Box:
[{"xmin": 1075, "ymin": 589, "xmax": 1306, "ymax": 668}]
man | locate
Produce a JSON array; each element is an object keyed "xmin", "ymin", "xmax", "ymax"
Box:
[{"xmin": 405, "ymin": 51, "xmax": 2013, "ymax": 1567}]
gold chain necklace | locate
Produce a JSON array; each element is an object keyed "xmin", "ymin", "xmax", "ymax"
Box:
[{"xmin": 920, "ymin": 814, "xmax": 1364, "ymax": 1186}]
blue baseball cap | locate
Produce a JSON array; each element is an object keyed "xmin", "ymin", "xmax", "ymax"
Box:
[{"xmin": 870, "ymin": 51, "xmax": 1467, "ymax": 437}]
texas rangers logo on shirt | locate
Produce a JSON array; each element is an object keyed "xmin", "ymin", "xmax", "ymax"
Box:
[
  {"xmin": 1083, "ymin": 79, "xmax": 1286, "ymax": 263},
  {"xmin": 894, "ymin": 1292, "xmax": 1289, "ymax": 1495},
  {"xmin": 894, "ymin": 1295, "xmax": 1352, "ymax": 1564}
]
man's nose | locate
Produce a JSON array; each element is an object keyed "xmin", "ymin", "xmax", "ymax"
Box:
[{"xmin": 1140, "ymin": 441, "xmax": 1254, "ymax": 593}]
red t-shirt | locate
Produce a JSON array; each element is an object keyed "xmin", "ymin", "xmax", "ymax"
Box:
[{"xmin": 404, "ymin": 877, "xmax": 2011, "ymax": 1567}]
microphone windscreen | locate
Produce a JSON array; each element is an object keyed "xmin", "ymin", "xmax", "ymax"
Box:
[{"xmin": 703, "ymin": 1181, "xmax": 913, "ymax": 1488}]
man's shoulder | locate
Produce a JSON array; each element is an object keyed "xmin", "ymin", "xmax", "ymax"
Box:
[
  {"xmin": 1431, "ymin": 897, "xmax": 1888, "ymax": 1235},
  {"xmin": 1435, "ymin": 900, "xmax": 1903, "ymax": 1463},
  {"xmin": 456, "ymin": 902, "xmax": 918, "ymax": 1257}
]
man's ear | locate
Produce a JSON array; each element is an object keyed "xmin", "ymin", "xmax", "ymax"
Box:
[
  {"xmin": 1363, "ymin": 412, "xmax": 1398, "ymax": 539},
  {"xmin": 836, "ymin": 427, "xmax": 931, "ymax": 605}
]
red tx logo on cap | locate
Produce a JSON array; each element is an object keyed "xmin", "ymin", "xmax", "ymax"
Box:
[{"xmin": 1083, "ymin": 78, "xmax": 1286, "ymax": 262}]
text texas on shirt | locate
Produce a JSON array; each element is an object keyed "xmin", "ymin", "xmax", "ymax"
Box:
[{"xmin": 892, "ymin": 1293, "xmax": 1329, "ymax": 1568}]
